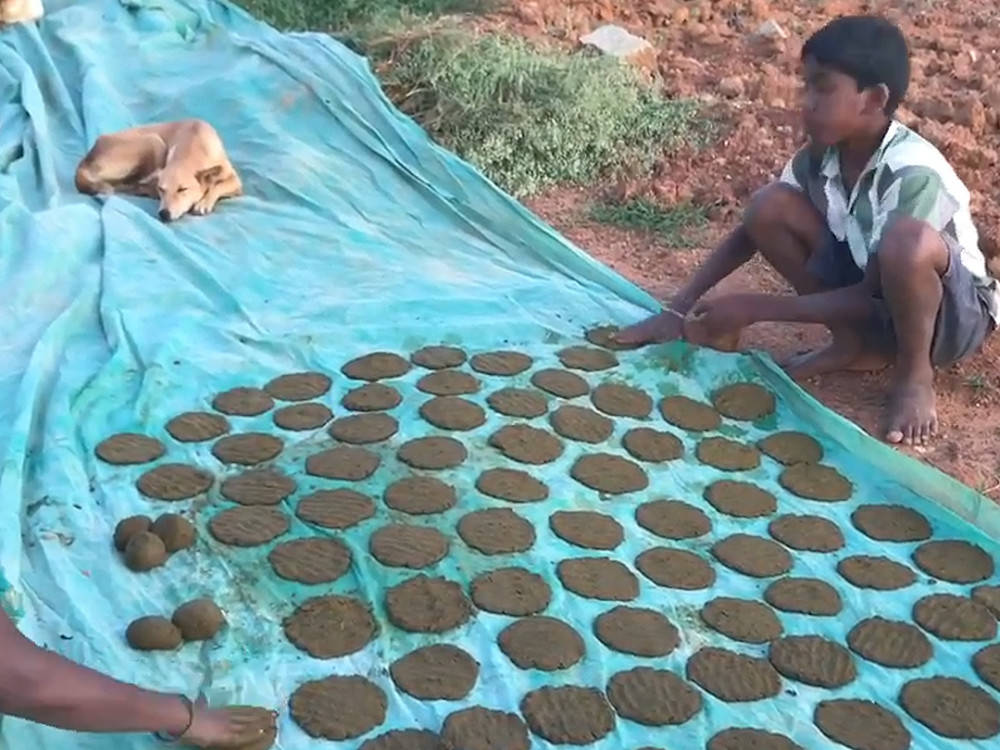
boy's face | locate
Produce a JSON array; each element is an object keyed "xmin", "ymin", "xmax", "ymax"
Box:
[{"xmin": 800, "ymin": 56, "xmax": 881, "ymax": 148}]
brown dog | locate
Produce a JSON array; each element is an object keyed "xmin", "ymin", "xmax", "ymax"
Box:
[
  {"xmin": 76, "ymin": 120, "xmax": 242, "ymax": 222},
  {"xmin": 0, "ymin": 0, "xmax": 43, "ymax": 25}
]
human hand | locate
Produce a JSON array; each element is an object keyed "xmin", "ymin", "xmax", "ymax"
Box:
[
  {"xmin": 182, "ymin": 696, "xmax": 277, "ymax": 748},
  {"xmin": 612, "ymin": 309, "xmax": 685, "ymax": 347},
  {"xmin": 684, "ymin": 295, "xmax": 754, "ymax": 348}
]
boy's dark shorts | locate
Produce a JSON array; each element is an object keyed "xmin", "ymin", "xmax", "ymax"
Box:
[{"xmin": 807, "ymin": 236, "xmax": 995, "ymax": 366}]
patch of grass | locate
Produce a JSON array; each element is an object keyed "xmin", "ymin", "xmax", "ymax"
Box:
[
  {"xmin": 965, "ymin": 373, "xmax": 988, "ymax": 390},
  {"xmin": 377, "ymin": 31, "xmax": 707, "ymax": 196},
  {"xmin": 589, "ymin": 197, "xmax": 710, "ymax": 246},
  {"xmin": 234, "ymin": 0, "xmax": 487, "ymax": 31}
]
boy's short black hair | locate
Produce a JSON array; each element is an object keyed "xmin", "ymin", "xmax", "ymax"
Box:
[{"xmin": 802, "ymin": 15, "xmax": 910, "ymax": 114}]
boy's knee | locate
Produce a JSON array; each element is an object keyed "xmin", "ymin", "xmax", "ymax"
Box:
[
  {"xmin": 878, "ymin": 218, "xmax": 948, "ymax": 274},
  {"xmin": 744, "ymin": 183, "xmax": 810, "ymax": 233}
]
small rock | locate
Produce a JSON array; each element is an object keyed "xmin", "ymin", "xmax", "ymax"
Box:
[
  {"xmin": 580, "ymin": 25, "xmax": 657, "ymax": 71},
  {"xmin": 752, "ymin": 19, "xmax": 788, "ymax": 41},
  {"xmin": 719, "ymin": 76, "xmax": 745, "ymax": 98}
]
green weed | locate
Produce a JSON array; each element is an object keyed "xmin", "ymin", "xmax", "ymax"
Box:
[
  {"xmin": 234, "ymin": 0, "xmax": 487, "ymax": 31},
  {"xmin": 590, "ymin": 197, "xmax": 710, "ymax": 246}
]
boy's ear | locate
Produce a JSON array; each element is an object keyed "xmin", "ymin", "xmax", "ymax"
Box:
[
  {"xmin": 196, "ymin": 165, "xmax": 223, "ymax": 187},
  {"xmin": 863, "ymin": 83, "xmax": 891, "ymax": 116}
]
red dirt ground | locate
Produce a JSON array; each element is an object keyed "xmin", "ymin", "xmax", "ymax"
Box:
[{"xmin": 492, "ymin": 0, "xmax": 1000, "ymax": 493}]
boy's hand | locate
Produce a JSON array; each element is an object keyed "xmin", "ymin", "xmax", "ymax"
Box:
[{"xmin": 684, "ymin": 295, "xmax": 755, "ymax": 346}]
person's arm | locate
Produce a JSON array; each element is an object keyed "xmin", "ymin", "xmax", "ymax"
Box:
[
  {"xmin": 668, "ymin": 224, "xmax": 756, "ymax": 315},
  {"xmin": 0, "ymin": 610, "xmax": 191, "ymax": 735}
]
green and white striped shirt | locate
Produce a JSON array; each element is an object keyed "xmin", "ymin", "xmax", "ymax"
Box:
[{"xmin": 780, "ymin": 121, "xmax": 999, "ymax": 322}]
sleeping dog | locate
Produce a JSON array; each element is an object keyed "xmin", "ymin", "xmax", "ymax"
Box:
[{"xmin": 76, "ymin": 119, "xmax": 242, "ymax": 222}]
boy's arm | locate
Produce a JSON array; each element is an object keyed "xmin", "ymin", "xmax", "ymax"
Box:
[{"xmin": 669, "ymin": 225, "xmax": 756, "ymax": 314}]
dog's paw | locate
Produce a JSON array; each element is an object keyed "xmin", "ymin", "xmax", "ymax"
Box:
[{"xmin": 191, "ymin": 199, "xmax": 215, "ymax": 216}]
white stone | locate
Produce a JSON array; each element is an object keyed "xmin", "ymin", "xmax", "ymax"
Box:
[
  {"xmin": 580, "ymin": 25, "xmax": 655, "ymax": 65},
  {"xmin": 752, "ymin": 19, "xmax": 788, "ymax": 41}
]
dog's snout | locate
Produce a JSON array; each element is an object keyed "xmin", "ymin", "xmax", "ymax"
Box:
[{"xmin": 158, "ymin": 208, "xmax": 171, "ymax": 222}]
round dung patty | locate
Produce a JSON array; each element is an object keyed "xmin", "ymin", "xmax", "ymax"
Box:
[
  {"xmin": 550, "ymin": 510, "xmax": 623, "ymax": 550},
  {"xmin": 900, "ymin": 677, "xmax": 1000, "ymax": 739},
  {"xmin": 558, "ymin": 558, "xmax": 638, "ymax": 601},
  {"xmin": 209, "ymin": 506, "xmax": 289, "ymax": 547},
  {"xmin": 417, "ymin": 370, "xmax": 480, "ymax": 396},
  {"xmin": 476, "ymin": 468, "xmax": 549, "ymax": 503},
  {"xmin": 912, "ymin": 540, "xmax": 994, "ymax": 583},
  {"xmin": 637, "ymin": 547, "xmax": 715, "ymax": 590},
  {"xmin": 636, "ymin": 500, "xmax": 710, "ymax": 539},
  {"xmin": 764, "ymin": 577, "xmax": 842, "ymax": 616},
  {"xmin": 814, "ymin": 700, "xmax": 910, "ymax": 750},
  {"xmin": 686, "ymin": 647, "xmax": 782, "ymax": 702},
  {"xmin": 269, "ymin": 538, "xmax": 351, "ymax": 584},
  {"xmin": 591, "ymin": 383, "xmax": 652, "ymax": 418},
  {"xmin": 768, "ymin": 635, "xmax": 856, "ymax": 688},
  {"xmin": 847, "ymin": 617, "xmax": 932, "ymax": 668},
  {"xmin": 489, "ymin": 424, "xmax": 563, "ymax": 464},
  {"xmin": 550, "ymin": 404, "xmax": 613, "ymax": 443},
  {"xmin": 370, "ymin": 524, "xmax": 449, "ymax": 568},
  {"xmin": 212, "ymin": 433, "xmax": 283, "ymax": 465},
  {"xmin": 398, "ymin": 436, "xmax": 466, "ymax": 469},
  {"xmin": 328, "ymin": 413, "xmax": 398, "ymax": 444},
  {"xmin": 458, "ymin": 508, "xmax": 534, "ymax": 555},
  {"xmin": 705, "ymin": 481, "xmax": 776, "ymax": 518},
  {"xmin": 487, "ymin": 387, "xmax": 548, "ymax": 418},
  {"xmin": 306, "ymin": 446, "xmax": 379, "ymax": 480},
  {"xmin": 213, "ymin": 387, "xmax": 274, "ymax": 416},
  {"xmin": 557, "ymin": 346, "xmax": 618, "ymax": 372},
  {"xmin": 498, "ymin": 616, "xmax": 585, "ymax": 671},
  {"xmin": 441, "ymin": 707, "xmax": 529, "ymax": 750},
  {"xmin": 712, "ymin": 534, "xmax": 792, "ymax": 577},
  {"xmin": 622, "ymin": 427, "xmax": 683, "ymax": 462},
  {"xmin": 758, "ymin": 431, "xmax": 822, "ymax": 465},
  {"xmin": 708, "ymin": 728, "xmax": 803, "ymax": 750},
  {"xmin": 384, "ymin": 476, "xmax": 456, "ymax": 514},
  {"xmin": 469, "ymin": 350, "xmax": 532, "ymax": 376},
  {"xmin": 341, "ymin": 383, "xmax": 401, "ymax": 411},
  {"xmin": 114, "ymin": 515, "xmax": 152, "ymax": 552},
  {"xmin": 385, "ymin": 575, "xmax": 473, "ymax": 633},
  {"xmin": 290, "ymin": 675, "xmax": 386, "ymax": 740},
  {"xmin": 390, "ymin": 644, "xmax": 478, "ymax": 700},
  {"xmin": 837, "ymin": 556, "xmax": 915, "ymax": 590},
  {"xmin": 769, "ymin": 514, "xmax": 844, "ymax": 552},
  {"xmin": 712, "ymin": 383, "xmax": 775, "ymax": 420},
  {"xmin": 571, "ymin": 453, "xmax": 648, "ymax": 494},
  {"xmin": 283, "ymin": 595, "xmax": 375, "ymax": 657},
  {"xmin": 137, "ymin": 463, "xmax": 213, "ymax": 501},
  {"xmin": 973, "ymin": 585, "xmax": 1000, "ymax": 618},
  {"xmin": 974, "ymin": 643, "xmax": 1000, "ymax": 691},
  {"xmin": 264, "ymin": 371, "xmax": 331, "ymax": 401},
  {"xmin": 779, "ymin": 463, "xmax": 852, "ymax": 501},
  {"xmin": 95, "ymin": 433, "xmax": 165, "ymax": 465},
  {"xmin": 419, "ymin": 397, "xmax": 486, "ymax": 431},
  {"xmin": 296, "ymin": 488, "xmax": 374, "ymax": 529},
  {"xmin": 166, "ymin": 411, "xmax": 230, "ymax": 442},
  {"xmin": 470, "ymin": 567, "xmax": 550, "ymax": 615},
  {"xmin": 594, "ymin": 606, "xmax": 679, "ymax": 657},
  {"xmin": 912, "ymin": 594, "xmax": 997, "ymax": 641},
  {"xmin": 274, "ymin": 402, "xmax": 332, "ymax": 430},
  {"xmin": 696, "ymin": 437, "xmax": 761, "ymax": 471},
  {"xmin": 342, "ymin": 352, "xmax": 410, "ymax": 381},
  {"xmin": 359, "ymin": 730, "xmax": 443, "ymax": 750},
  {"xmin": 585, "ymin": 325, "xmax": 639, "ymax": 350},
  {"xmin": 659, "ymin": 395, "xmax": 721, "ymax": 431},
  {"xmin": 607, "ymin": 667, "xmax": 701, "ymax": 726},
  {"xmin": 701, "ymin": 597, "xmax": 783, "ymax": 643},
  {"xmin": 221, "ymin": 469, "xmax": 295, "ymax": 506},
  {"xmin": 411, "ymin": 345, "xmax": 467, "ymax": 369},
  {"xmin": 851, "ymin": 504, "xmax": 931, "ymax": 542},
  {"xmin": 521, "ymin": 686, "xmax": 615, "ymax": 744},
  {"xmin": 531, "ymin": 368, "xmax": 589, "ymax": 398}
]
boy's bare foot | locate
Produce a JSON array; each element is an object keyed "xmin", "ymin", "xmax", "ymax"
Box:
[
  {"xmin": 784, "ymin": 345, "xmax": 891, "ymax": 379},
  {"xmin": 885, "ymin": 373, "xmax": 937, "ymax": 445},
  {"xmin": 613, "ymin": 311, "xmax": 684, "ymax": 346},
  {"xmin": 183, "ymin": 702, "xmax": 277, "ymax": 748}
]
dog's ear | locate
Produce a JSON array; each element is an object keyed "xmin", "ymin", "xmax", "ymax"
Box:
[{"xmin": 196, "ymin": 165, "xmax": 223, "ymax": 187}]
